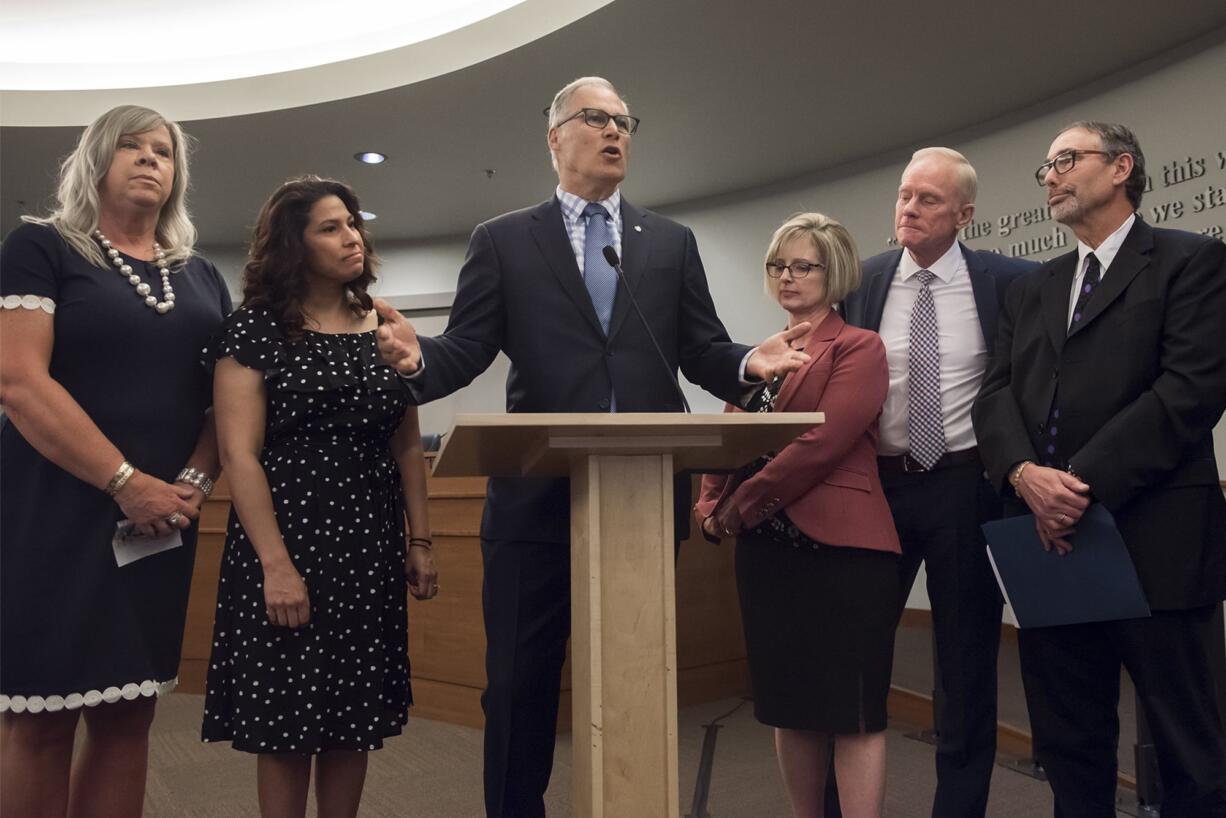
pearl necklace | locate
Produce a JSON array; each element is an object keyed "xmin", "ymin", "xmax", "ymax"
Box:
[{"xmin": 93, "ymin": 230, "xmax": 176, "ymax": 314}]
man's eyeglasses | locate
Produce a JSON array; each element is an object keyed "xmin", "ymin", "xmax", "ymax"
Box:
[
  {"xmin": 544, "ymin": 106, "xmax": 641, "ymax": 136},
  {"xmin": 766, "ymin": 260, "xmax": 824, "ymax": 279},
  {"xmin": 1034, "ymin": 150, "xmax": 1116, "ymax": 185}
]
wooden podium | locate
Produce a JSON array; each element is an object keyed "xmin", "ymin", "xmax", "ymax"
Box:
[{"xmin": 433, "ymin": 412, "xmax": 823, "ymax": 818}]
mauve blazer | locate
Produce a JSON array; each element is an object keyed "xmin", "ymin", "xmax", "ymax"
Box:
[{"xmin": 695, "ymin": 311, "xmax": 900, "ymax": 554}]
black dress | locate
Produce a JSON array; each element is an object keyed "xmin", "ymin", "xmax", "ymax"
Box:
[
  {"xmin": 200, "ymin": 306, "xmax": 412, "ymax": 754},
  {"xmin": 0, "ymin": 223, "xmax": 231, "ymax": 714}
]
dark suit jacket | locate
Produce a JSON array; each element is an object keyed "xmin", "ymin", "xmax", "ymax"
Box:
[
  {"xmin": 696, "ymin": 312, "xmax": 900, "ymax": 553},
  {"xmin": 842, "ymin": 242, "xmax": 1036, "ymax": 350},
  {"xmin": 404, "ymin": 196, "xmax": 751, "ymax": 543},
  {"xmin": 974, "ymin": 219, "xmax": 1226, "ymax": 609}
]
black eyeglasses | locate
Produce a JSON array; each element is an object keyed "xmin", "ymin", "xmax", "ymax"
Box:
[
  {"xmin": 766, "ymin": 260, "xmax": 824, "ymax": 279},
  {"xmin": 543, "ymin": 106, "xmax": 641, "ymax": 136},
  {"xmin": 1034, "ymin": 150, "xmax": 1116, "ymax": 185}
]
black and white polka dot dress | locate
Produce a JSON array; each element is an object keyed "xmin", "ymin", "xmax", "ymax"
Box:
[{"xmin": 201, "ymin": 305, "xmax": 412, "ymax": 754}]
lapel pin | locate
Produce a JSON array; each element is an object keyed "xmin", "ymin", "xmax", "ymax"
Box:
[{"xmin": 634, "ymin": 225, "xmax": 642, "ymax": 232}]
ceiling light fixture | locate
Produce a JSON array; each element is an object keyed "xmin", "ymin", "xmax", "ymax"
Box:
[{"xmin": 355, "ymin": 152, "xmax": 387, "ymax": 164}]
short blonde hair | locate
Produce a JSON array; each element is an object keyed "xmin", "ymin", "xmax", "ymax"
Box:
[
  {"xmin": 22, "ymin": 105, "xmax": 196, "ymax": 269},
  {"xmin": 763, "ymin": 212, "xmax": 860, "ymax": 305},
  {"xmin": 907, "ymin": 147, "xmax": 977, "ymax": 204}
]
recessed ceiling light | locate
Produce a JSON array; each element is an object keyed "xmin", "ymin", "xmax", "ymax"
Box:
[
  {"xmin": 360, "ymin": 211, "xmax": 378, "ymax": 221},
  {"xmin": 355, "ymin": 151, "xmax": 386, "ymax": 164}
]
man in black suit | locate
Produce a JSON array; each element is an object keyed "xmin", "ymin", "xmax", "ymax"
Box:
[
  {"xmin": 842, "ymin": 147, "xmax": 1035, "ymax": 817},
  {"xmin": 374, "ymin": 76, "xmax": 807, "ymax": 818},
  {"xmin": 973, "ymin": 121, "xmax": 1226, "ymax": 818}
]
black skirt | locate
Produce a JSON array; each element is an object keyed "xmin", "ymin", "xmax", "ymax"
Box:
[{"xmin": 735, "ymin": 530, "xmax": 899, "ymax": 733}]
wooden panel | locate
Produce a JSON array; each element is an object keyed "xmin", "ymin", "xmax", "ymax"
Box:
[
  {"xmin": 676, "ymin": 659, "xmax": 750, "ymax": 707},
  {"xmin": 409, "ymin": 678, "xmax": 486, "ymax": 729},
  {"xmin": 198, "ymin": 499, "xmax": 231, "ymax": 532},
  {"xmin": 407, "ymin": 535, "xmax": 487, "ymax": 687},
  {"xmin": 177, "ymin": 658, "xmax": 209, "ymax": 695},
  {"xmin": 180, "ymin": 534, "xmax": 223, "ymax": 661},
  {"xmin": 428, "ymin": 497, "xmax": 486, "ymax": 536},
  {"xmin": 177, "ymin": 480, "xmax": 231, "ymax": 694},
  {"xmin": 427, "ymin": 475, "xmax": 487, "ymax": 497},
  {"xmin": 675, "ymin": 516, "xmax": 746, "ymax": 669}
]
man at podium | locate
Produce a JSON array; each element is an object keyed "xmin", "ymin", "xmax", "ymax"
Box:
[{"xmin": 374, "ymin": 76, "xmax": 809, "ymax": 818}]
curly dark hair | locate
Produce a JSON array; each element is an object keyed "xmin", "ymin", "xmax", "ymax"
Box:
[{"xmin": 241, "ymin": 176, "xmax": 379, "ymax": 338}]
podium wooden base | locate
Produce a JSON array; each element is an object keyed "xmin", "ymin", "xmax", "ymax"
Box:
[{"xmin": 572, "ymin": 453, "xmax": 680, "ymax": 818}]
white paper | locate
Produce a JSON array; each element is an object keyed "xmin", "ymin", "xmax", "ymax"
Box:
[{"xmin": 112, "ymin": 520, "xmax": 183, "ymax": 567}]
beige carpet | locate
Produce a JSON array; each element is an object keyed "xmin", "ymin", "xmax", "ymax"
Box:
[{"xmin": 140, "ymin": 694, "xmax": 1061, "ymax": 817}]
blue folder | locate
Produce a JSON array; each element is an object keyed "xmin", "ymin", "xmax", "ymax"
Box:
[{"xmin": 982, "ymin": 504, "xmax": 1151, "ymax": 629}]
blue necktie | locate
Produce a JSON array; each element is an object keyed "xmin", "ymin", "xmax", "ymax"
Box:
[{"xmin": 582, "ymin": 202, "xmax": 617, "ymax": 333}]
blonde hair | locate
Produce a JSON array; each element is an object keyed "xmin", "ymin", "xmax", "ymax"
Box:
[
  {"xmin": 22, "ymin": 105, "xmax": 196, "ymax": 268},
  {"xmin": 763, "ymin": 212, "xmax": 861, "ymax": 305},
  {"xmin": 906, "ymin": 147, "xmax": 978, "ymax": 204}
]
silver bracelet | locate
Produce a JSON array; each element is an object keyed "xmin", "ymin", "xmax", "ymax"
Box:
[
  {"xmin": 175, "ymin": 467, "xmax": 215, "ymax": 497},
  {"xmin": 105, "ymin": 460, "xmax": 135, "ymax": 496}
]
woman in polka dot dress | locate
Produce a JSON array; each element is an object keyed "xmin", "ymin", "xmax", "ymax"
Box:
[{"xmin": 201, "ymin": 176, "xmax": 437, "ymax": 817}]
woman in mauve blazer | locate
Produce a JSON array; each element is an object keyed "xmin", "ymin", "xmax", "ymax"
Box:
[{"xmin": 696, "ymin": 213, "xmax": 900, "ymax": 818}]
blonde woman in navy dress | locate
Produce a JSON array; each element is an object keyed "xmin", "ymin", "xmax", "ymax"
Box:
[
  {"xmin": 0, "ymin": 106, "xmax": 230, "ymax": 817},
  {"xmin": 202, "ymin": 177, "xmax": 437, "ymax": 818}
]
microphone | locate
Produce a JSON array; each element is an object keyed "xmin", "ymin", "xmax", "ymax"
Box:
[{"xmin": 602, "ymin": 245, "xmax": 691, "ymax": 413}]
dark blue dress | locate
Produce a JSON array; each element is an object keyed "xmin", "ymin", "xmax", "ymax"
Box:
[{"xmin": 0, "ymin": 222, "xmax": 231, "ymax": 713}]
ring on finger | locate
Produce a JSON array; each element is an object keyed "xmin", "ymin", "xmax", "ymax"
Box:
[{"xmin": 167, "ymin": 511, "xmax": 183, "ymax": 525}]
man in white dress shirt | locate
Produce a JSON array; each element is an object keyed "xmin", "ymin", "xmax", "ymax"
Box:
[{"xmin": 842, "ymin": 147, "xmax": 1036, "ymax": 817}]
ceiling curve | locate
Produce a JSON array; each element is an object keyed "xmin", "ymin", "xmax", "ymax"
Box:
[
  {"xmin": 0, "ymin": 0, "xmax": 610, "ymax": 124},
  {"xmin": 3, "ymin": 0, "xmax": 1225, "ymax": 245}
]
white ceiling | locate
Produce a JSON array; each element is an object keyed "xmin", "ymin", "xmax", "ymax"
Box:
[
  {"xmin": 4, "ymin": 0, "xmax": 1226, "ymax": 246},
  {"xmin": 0, "ymin": 0, "xmax": 609, "ymax": 121},
  {"xmin": 0, "ymin": 0, "xmax": 531, "ymax": 90}
]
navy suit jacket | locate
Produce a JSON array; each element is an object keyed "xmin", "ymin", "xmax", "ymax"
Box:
[
  {"xmin": 842, "ymin": 242, "xmax": 1036, "ymax": 346},
  {"xmin": 974, "ymin": 220, "xmax": 1226, "ymax": 609},
  {"xmin": 403, "ymin": 196, "xmax": 750, "ymax": 543}
]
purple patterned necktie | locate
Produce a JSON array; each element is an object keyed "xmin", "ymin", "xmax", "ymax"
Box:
[
  {"xmin": 907, "ymin": 270, "xmax": 946, "ymax": 470},
  {"xmin": 1044, "ymin": 253, "xmax": 1103, "ymax": 465},
  {"xmin": 1069, "ymin": 252, "xmax": 1102, "ymax": 332}
]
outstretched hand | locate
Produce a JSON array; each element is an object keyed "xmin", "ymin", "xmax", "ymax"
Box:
[
  {"xmin": 373, "ymin": 299, "xmax": 421, "ymax": 375},
  {"xmin": 745, "ymin": 323, "xmax": 811, "ymax": 382}
]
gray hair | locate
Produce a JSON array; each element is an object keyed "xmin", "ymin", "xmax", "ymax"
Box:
[
  {"xmin": 1058, "ymin": 121, "xmax": 1147, "ymax": 209},
  {"xmin": 545, "ymin": 76, "xmax": 625, "ymax": 170},
  {"xmin": 907, "ymin": 147, "xmax": 978, "ymax": 204},
  {"xmin": 22, "ymin": 105, "xmax": 196, "ymax": 268},
  {"xmin": 763, "ymin": 212, "xmax": 861, "ymax": 305}
]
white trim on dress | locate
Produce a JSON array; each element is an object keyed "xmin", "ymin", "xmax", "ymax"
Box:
[
  {"xmin": 1, "ymin": 295, "xmax": 56, "ymax": 314},
  {"xmin": 0, "ymin": 678, "xmax": 178, "ymax": 713}
]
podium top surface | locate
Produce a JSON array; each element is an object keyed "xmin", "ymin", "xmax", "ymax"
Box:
[{"xmin": 432, "ymin": 412, "xmax": 824, "ymax": 478}]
